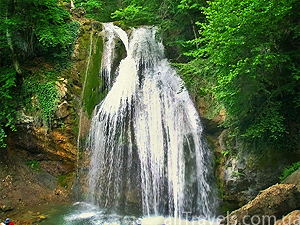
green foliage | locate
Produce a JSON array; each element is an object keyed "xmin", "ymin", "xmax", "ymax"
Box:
[
  {"xmin": 242, "ymin": 102, "xmax": 286, "ymax": 139},
  {"xmin": 280, "ymin": 161, "xmax": 300, "ymax": 182},
  {"xmin": 22, "ymin": 71, "xmax": 60, "ymax": 126},
  {"xmin": 178, "ymin": 0, "xmax": 201, "ymax": 10},
  {"xmin": 111, "ymin": 1, "xmax": 158, "ymax": 26},
  {"xmin": 1, "ymin": 0, "xmax": 73, "ymax": 52},
  {"xmin": 221, "ymin": 150, "xmax": 229, "ymax": 158},
  {"xmin": 75, "ymin": 0, "xmax": 119, "ymax": 21},
  {"xmin": 83, "ymin": 36, "xmax": 106, "ymax": 117},
  {"xmin": 0, "ymin": 0, "xmax": 79, "ymax": 147},
  {"xmin": 0, "ymin": 67, "xmax": 17, "ymax": 147},
  {"xmin": 109, "ymin": 0, "xmax": 207, "ymax": 62},
  {"xmin": 37, "ymin": 82, "xmax": 60, "ymax": 126},
  {"xmin": 34, "ymin": 4, "xmax": 72, "ymax": 48},
  {"xmin": 57, "ymin": 172, "xmax": 75, "ymax": 188},
  {"xmin": 45, "ymin": 21, "xmax": 80, "ymax": 67},
  {"xmin": 75, "ymin": 0, "xmax": 102, "ymax": 16},
  {"xmin": 185, "ymin": 0, "xmax": 300, "ymax": 149},
  {"xmin": 0, "ymin": 0, "xmax": 80, "ymax": 68},
  {"xmin": 26, "ymin": 160, "xmax": 41, "ymax": 172}
]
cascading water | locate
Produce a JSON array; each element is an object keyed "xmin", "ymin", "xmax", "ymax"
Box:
[{"xmin": 88, "ymin": 23, "xmax": 217, "ymax": 221}]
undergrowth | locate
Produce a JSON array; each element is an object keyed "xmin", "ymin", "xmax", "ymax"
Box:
[
  {"xmin": 279, "ymin": 161, "xmax": 300, "ymax": 182},
  {"xmin": 22, "ymin": 71, "xmax": 60, "ymax": 127},
  {"xmin": 26, "ymin": 160, "xmax": 41, "ymax": 172}
]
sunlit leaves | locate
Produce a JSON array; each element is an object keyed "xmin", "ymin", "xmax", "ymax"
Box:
[
  {"xmin": 187, "ymin": 0, "xmax": 300, "ymax": 146},
  {"xmin": 75, "ymin": 0, "xmax": 103, "ymax": 19},
  {"xmin": 111, "ymin": 1, "xmax": 158, "ymax": 26}
]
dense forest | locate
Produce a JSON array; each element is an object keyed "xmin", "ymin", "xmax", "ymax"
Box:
[{"xmin": 0, "ymin": 0, "xmax": 299, "ymax": 157}]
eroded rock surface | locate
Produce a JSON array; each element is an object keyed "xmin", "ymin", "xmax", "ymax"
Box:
[
  {"xmin": 275, "ymin": 210, "xmax": 300, "ymax": 225},
  {"xmin": 220, "ymin": 184, "xmax": 300, "ymax": 225}
]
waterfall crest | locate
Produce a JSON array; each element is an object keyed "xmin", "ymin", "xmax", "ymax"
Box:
[{"xmin": 88, "ymin": 23, "xmax": 217, "ymax": 219}]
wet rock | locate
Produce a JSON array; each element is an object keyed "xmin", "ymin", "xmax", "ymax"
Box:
[
  {"xmin": 56, "ymin": 78, "xmax": 68, "ymax": 100},
  {"xmin": 126, "ymin": 189, "xmax": 140, "ymax": 204},
  {"xmin": 55, "ymin": 101, "xmax": 70, "ymax": 119},
  {"xmin": 216, "ymin": 137, "xmax": 289, "ymax": 210},
  {"xmin": 0, "ymin": 202, "xmax": 13, "ymax": 212},
  {"xmin": 17, "ymin": 111, "xmax": 34, "ymax": 125},
  {"xmin": 219, "ymin": 154, "xmax": 257, "ymax": 204},
  {"xmin": 220, "ymin": 184, "xmax": 300, "ymax": 225},
  {"xmin": 92, "ymin": 21, "xmax": 103, "ymax": 31},
  {"xmin": 38, "ymin": 215, "xmax": 47, "ymax": 220},
  {"xmin": 275, "ymin": 210, "xmax": 300, "ymax": 225},
  {"xmin": 71, "ymin": 7, "xmax": 86, "ymax": 19}
]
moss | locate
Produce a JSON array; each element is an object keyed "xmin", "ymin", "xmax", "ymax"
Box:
[
  {"xmin": 83, "ymin": 35, "xmax": 107, "ymax": 117},
  {"xmin": 220, "ymin": 201, "xmax": 240, "ymax": 215},
  {"xmin": 113, "ymin": 21, "xmax": 130, "ymax": 31},
  {"xmin": 26, "ymin": 161, "xmax": 41, "ymax": 172},
  {"xmin": 57, "ymin": 172, "xmax": 75, "ymax": 189},
  {"xmin": 78, "ymin": 30, "xmax": 91, "ymax": 63},
  {"xmin": 72, "ymin": 111, "xmax": 79, "ymax": 135}
]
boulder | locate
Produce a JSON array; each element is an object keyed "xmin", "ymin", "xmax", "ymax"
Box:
[
  {"xmin": 220, "ymin": 184, "xmax": 300, "ymax": 225},
  {"xmin": 282, "ymin": 168, "xmax": 300, "ymax": 190},
  {"xmin": 217, "ymin": 150, "xmax": 286, "ymax": 209},
  {"xmin": 275, "ymin": 210, "xmax": 300, "ymax": 225},
  {"xmin": 272, "ymin": 169, "xmax": 300, "ymax": 225},
  {"xmin": 55, "ymin": 101, "xmax": 70, "ymax": 119},
  {"xmin": 56, "ymin": 78, "xmax": 68, "ymax": 100}
]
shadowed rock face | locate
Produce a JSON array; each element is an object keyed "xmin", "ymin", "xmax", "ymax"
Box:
[
  {"xmin": 8, "ymin": 119, "xmax": 77, "ymax": 171},
  {"xmin": 282, "ymin": 168, "xmax": 300, "ymax": 189},
  {"xmin": 220, "ymin": 184, "xmax": 300, "ymax": 225}
]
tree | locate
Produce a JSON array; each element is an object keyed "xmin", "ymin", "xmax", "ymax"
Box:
[
  {"xmin": 187, "ymin": 0, "xmax": 300, "ymax": 149},
  {"xmin": 109, "ymin": 0, "xmax": 207, "ymax": 61},
  {"xmin": 0, "ymin": 0, "xmax": 79, "ymax": 147}
]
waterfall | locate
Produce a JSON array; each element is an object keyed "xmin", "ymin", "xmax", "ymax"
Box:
[
  {"xmin": 101, "ymin": 23, "xmax": 129, "ymax": 88},
  {"xmin": 88, "ymin": 23, "xmax": 217, "ymax": 220}
]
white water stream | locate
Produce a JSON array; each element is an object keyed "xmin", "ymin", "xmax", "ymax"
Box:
[{"xmin": 86, "ymin": 23, "xmax": 217, "ymax": 222}]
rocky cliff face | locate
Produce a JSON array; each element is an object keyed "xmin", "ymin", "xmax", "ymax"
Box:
[
  {"xmin": 197, "ymin": 97, "xmax": 299, "ymax": 214},
  {"xmin": 1, "ymin": 6, "xmax": 299, "ymax": 224},
  {"xmin": 219, "ymin": 168, "xmax": 300, "ymax": 225},
  {"xmin": 220, "ymin": 184, "xmax": 300, "ymax": 225},
  {"xmin": 0, "ymin": 55, "xmax": 79, "ymax": 225},
  {"xmin": 0, "ymin": 8, "xmax": 104, "ymax": 224}
]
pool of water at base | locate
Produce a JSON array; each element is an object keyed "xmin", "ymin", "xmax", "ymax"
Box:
[{"xmin": 38, "ymin": 202, "xmax": 219, "ymax": 225}]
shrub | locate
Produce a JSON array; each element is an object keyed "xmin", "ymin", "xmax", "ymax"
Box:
[
  {"xmin": 279, "ymin": 161, "xmax": 300, "ymax": 182},
  {"xmin": 26, "ymin": 161, "xmax": 41, "ymax": 172}
]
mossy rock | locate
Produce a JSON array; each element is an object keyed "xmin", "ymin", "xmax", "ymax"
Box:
[
  {"xmin": 57, "ymin": 172, "xmax": 76, "ymax": 189},
  {"xmin": 91, "ymin": 21, "xmax": 103, "ymax": 32},
  {"xmin": 82, "ymin": 34, "xmax": 106, "ymax": 117}
]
